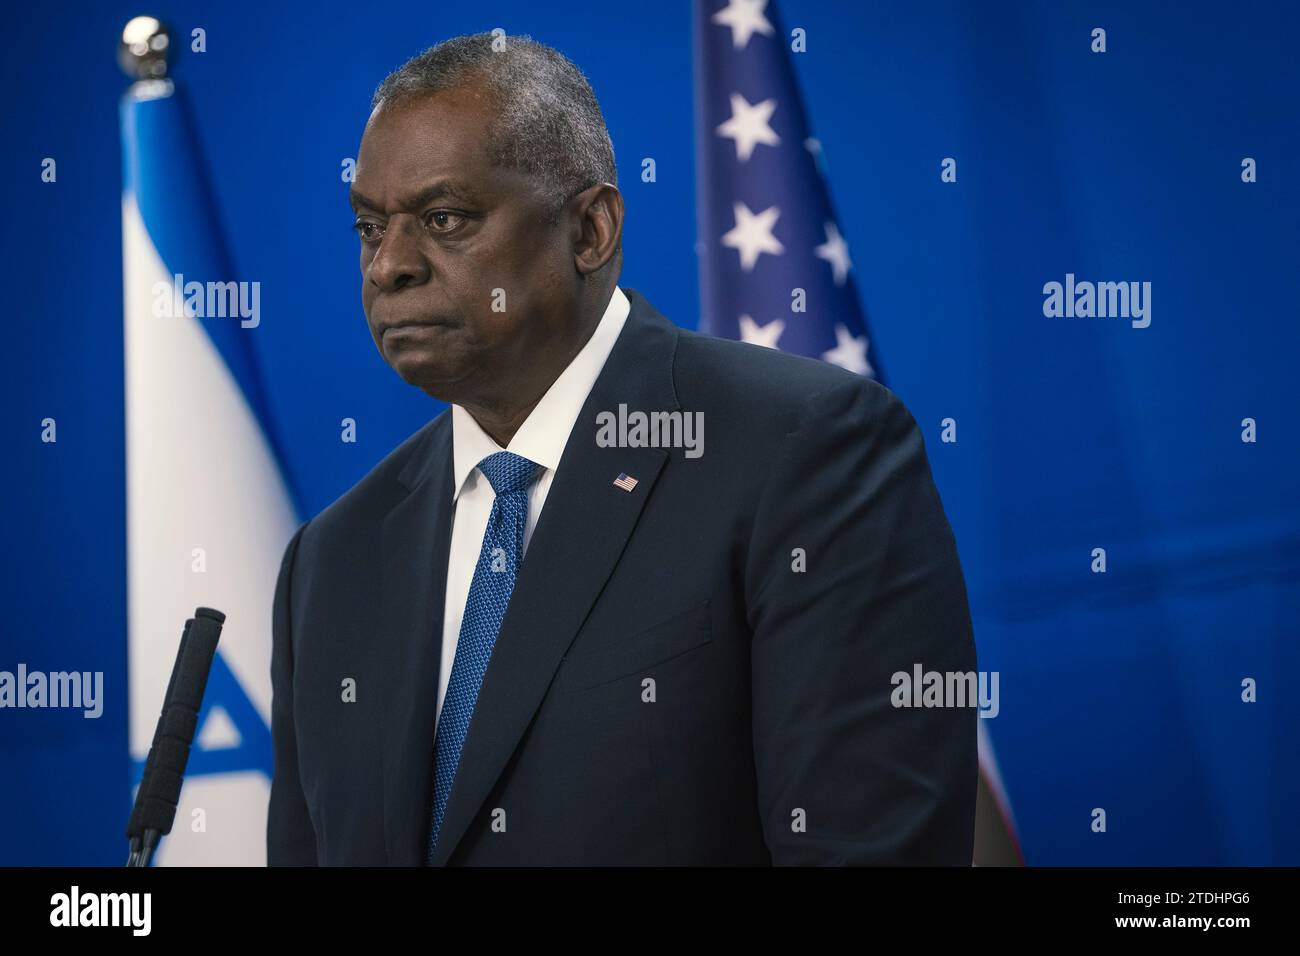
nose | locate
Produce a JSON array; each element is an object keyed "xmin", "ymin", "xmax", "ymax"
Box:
[{"xmin": 368, "ymin": 215, "xmax": 430, "ymax": 292}]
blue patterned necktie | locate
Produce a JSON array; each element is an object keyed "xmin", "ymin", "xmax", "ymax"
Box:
[{"xmin": 427, "ymin": 450, "xmax": 541, "ymax": 862}]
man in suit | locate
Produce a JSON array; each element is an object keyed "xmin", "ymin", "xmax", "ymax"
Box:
[{"xmin": 268, "ymin": 32, "xmax": 977, "ymax": 866}]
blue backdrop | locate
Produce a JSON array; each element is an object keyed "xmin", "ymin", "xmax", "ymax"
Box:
[{"xmin": 2, "ymin": 0, "xmax": 1297, "ymax": 865}]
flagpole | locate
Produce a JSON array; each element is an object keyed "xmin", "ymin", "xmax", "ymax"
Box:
[{"xmin": 118, "ymin": 13, "xmax": 172, "ymax": 869}]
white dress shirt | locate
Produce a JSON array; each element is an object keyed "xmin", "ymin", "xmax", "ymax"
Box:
[{"xmin": 434, "ymin": 285, "xmax": 631, "ymax": 732}]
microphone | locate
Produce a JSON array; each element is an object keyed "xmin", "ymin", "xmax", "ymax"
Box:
[
  {"xmin": 126, "ymin": 616, "xmax": 193, "ymax": 865},
  {"xmin": 124, "ymin": 607, "xmax": 226, "ymax": 867}
]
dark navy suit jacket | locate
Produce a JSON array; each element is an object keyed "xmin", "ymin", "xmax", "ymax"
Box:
[{"xmin": 268, "ymin": 287, "xmax": 977, "ymax": 866}]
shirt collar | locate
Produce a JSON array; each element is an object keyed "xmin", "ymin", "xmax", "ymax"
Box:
[{"xmin": 450, "ymin": 285, "xmax": 631, "ymax": 500}]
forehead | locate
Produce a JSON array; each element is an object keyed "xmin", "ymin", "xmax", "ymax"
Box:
[{"xmin": 355, "ymin": 85, "xmax": 497, "ymax": 195}]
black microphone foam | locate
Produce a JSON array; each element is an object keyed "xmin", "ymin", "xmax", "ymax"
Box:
[
  {"xmin": 126, "ymin": 617, "xmax": 193, "ymax": 840},
  {"xmin": 127, "ymin": 609, "xmax": 225, "ymax": 839}
]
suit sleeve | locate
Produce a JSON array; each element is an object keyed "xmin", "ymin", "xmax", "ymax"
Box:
[
  {"xmin": 746, "ymin": 378, "xmax": 978, "ymax": 865},
  {"xmin": 267, "ymin": 521, "xmax": 319, "ymax": 866}
]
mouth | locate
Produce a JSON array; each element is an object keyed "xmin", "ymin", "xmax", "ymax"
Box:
[{"xmin": 380, "ymin": 317, "xmax": 456, "ymax": 336}]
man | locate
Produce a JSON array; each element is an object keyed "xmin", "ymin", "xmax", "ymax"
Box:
[{"xmin": 268, "ymin": 32, "xmax": 977, "ymax": 866}]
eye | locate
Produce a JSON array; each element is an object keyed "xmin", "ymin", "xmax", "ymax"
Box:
[
  {"xmin": 353, "ymin": 219, "xmax": 384, "ymax": 243},
  {"xmin": 425, "ymin": 210, "xmax": 465, "ymax": 233}
]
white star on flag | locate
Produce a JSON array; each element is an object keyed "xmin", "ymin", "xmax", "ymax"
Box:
[
  {"xmin": 738, "ymin": 314, "xmax": 785, "ymax": 348},
  {"xmin": 716, "ymin": 93, "xmax": 780, "ymax": 162},
  {"xmin": 814, "ymin": 221, "xmax": 852, "ymax": 286},
  {"xmin": 721, "ymin": 201, "xmax": 784, "ymax": 271},
  {"xmin": 822, "ymin": 323, "xmax": 873, "ymax": 376},
  {"xmin": 711, "ymin": 0, "xmax": 775, "ymax": 50}
]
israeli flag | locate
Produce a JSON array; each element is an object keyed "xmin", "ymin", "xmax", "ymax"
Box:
[{"xmin": 120, "ymin": 76, "xmax": 297, "ymax": 865}]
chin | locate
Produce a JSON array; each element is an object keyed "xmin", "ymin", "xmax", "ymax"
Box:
[{"xmin": 388, "ymin": 355, "xmax": 461, "ymax": 399}]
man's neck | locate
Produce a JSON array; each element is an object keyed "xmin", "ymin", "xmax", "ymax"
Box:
[
  {"xmin": 461, "ymin": 398, "xmax": 540, "ymax": 448},
  {"xmin": 457, "ymin": 291, "xmax": 612, "ymax": 447}
]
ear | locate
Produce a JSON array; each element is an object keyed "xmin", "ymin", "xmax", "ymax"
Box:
[{"xmin": 569, "ymin": 183, "xmax": 624, "ymax": 276}]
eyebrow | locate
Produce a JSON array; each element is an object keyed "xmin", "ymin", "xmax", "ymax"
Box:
[{"xmin": 348, "ymin": 180, "xmax": 480, "ymax": 213}]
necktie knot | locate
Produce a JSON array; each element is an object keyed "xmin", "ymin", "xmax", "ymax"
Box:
[{"xmin": 477, "ymin": 450, "xmax": 540, "ymax": 496}]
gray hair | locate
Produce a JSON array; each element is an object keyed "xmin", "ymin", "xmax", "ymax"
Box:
[{"xmin": 372, "ymin": 32, "xmax": 618, "ymax": 225}]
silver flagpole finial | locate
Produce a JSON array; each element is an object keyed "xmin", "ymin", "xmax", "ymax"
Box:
[{"xmin": 118, "ymin": 16, "xmax": 172, "ymax": 81}]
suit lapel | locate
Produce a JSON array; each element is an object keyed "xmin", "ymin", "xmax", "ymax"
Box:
[
  {"xmin": 380, "ymin": 417, "xmax": 454, "ymax": 865},
  {"xmin": 426, "ymin": 288, "xmax": 682, "ymax": 866}
]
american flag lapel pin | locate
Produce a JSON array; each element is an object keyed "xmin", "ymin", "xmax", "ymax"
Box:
[{"xmin": 613, "ymin": 472, "xmax": 639, "ymax": 492}]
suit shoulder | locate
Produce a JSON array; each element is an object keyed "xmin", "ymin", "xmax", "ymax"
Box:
[
  {"xmin": 671, "ymin": 327, "xmax": 901, "ymax": 428},
  {"xmin": 301, "ymin": 411, "xmax": 448, "ymax": 545}
]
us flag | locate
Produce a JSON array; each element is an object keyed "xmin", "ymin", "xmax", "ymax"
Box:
[
  {"xmin": 693, "ymin": 0, "xmax": 880, "ymax": 380},
  {"xmin": 692, "ymin": 0, "xmax": 1022, "ymax": 865}
]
